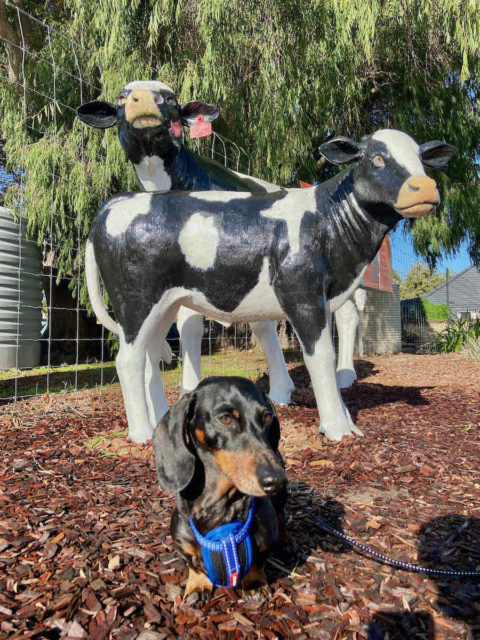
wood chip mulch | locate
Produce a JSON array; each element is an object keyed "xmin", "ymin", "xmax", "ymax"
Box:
[{"xmin": 0, "ymin": 353, "xmax": 479, "ymax": 639}]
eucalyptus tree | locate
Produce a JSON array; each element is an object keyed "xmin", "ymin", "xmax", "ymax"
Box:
[{"xmin": 1, "ymin": 0, "xmax": 479, "ymax": 305}]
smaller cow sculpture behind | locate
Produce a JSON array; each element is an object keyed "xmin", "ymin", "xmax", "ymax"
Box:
[{"xmin": 86, "ymin": 129, "xmax": 455, "ymax": 442}]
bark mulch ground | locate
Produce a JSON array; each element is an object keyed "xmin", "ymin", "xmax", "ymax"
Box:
[{"xmin": 0, "ymin": 353, "xmax": 479, "ymax": 640}]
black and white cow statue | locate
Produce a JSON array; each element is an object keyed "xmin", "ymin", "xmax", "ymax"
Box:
[
  {"xmin": 78, "ymin": 81, "xmax": 295, "ymax": 428},
  {"xmin": 85, "ymin": 129, "xmax": 455, "ymax": 442}
]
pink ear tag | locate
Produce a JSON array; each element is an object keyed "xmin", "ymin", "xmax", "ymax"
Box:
[
  {"xmin": 169, "ymin": 121, "xmax": 183, "ymax": 138},
  {"xmin": 189, "ymin": 114, "xmax": 212, "ymax": 139}
]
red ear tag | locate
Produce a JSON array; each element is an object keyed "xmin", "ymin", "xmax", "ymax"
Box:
[
  {"xmin": 189, "ymin": 114, "xmax": 212, "ymax": 139},
  {"xmin": 169, "ymin": 121, "xmax": 183, "ymax": 138}
]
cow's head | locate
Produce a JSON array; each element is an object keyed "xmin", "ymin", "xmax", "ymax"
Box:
[
  {"xmin": 318, "ymin": 129, "xmax": 456, "ymax": 219},
  {"xmin": 76, "ymin": 80, "xmax": 219, "ymax": 159}
]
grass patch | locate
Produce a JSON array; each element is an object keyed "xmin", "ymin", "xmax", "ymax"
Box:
[{"xmin": 0, "ymin": 349, "xmax": 302, "ymax": 401}]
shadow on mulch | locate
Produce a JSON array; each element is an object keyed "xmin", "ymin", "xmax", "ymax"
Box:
[
  {"xmin": 367, "ymin": 611, "xmax": 435, "ymax": 640},
  {"xmin": 418, "ymin": 515, "xmax": 480, "ymax": 634},
  {"xmin": 267, "ymin": 480, "xmax": 352, "ymax": 583},
  {"xmin": 256, "ymin": 363, "xmax": 433, "ymax": 420},
  {"xmin": 366, "ymin": 515, "xmax": 480, "ymax": 639}
]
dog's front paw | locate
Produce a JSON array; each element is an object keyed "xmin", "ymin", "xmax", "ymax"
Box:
[
  {"xmin": 240, "ymin": 584, "xmax": 272, "ymax": 602},
  {"xmin": 183, "ymin": 568, "xmax": 213, "ymax": 601}
]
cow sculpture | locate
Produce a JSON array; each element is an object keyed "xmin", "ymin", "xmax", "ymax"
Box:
[
  {"xmin": 77, "ymin": 81, "xmax": 295, "ymax": 422},
  {"xmin": 78, "ymin": 81, "xmax": 369, "ymax": 426},
  {"xmin": 85, "ymin": 129, "xmax": 456, "ymax": 442}
]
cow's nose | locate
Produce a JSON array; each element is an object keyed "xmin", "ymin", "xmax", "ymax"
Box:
[
  {"xmin": 258, "ymin": 465, "xmax": 287, "ymax": 495},
  {"xmin": 395, "ymin": 175, "xmax": 439, "ymax": 218}
]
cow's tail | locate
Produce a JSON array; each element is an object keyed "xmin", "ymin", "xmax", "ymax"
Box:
[
  {"xmin": 85, "ymin": 239, "xmax": 119, "ymax": 335},
  {"xmin": 85, "ymin": 240, "xmax": 173, "ymax": 364}
]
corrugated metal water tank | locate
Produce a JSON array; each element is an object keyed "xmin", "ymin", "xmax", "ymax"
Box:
[{"xmin": 0, "ymin": 206, "xmax": 42, "ymax": 369}]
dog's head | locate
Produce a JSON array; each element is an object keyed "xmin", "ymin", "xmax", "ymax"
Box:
[{"xmin": 153, "ymin": 376, "xmax": 286, "ymax": 497}]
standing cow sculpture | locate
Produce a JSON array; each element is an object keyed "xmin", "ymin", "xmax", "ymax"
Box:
[
  {"xmin": 78, "ymin": 81, "xmax": 369, "ymax": 435},
  {"xmin": 85, "ymin": 129, "xmax": 455, "ymax": 442},
  {"xmin": 77, "ymin": 81, "xmax": 295, "ymax": 422}
]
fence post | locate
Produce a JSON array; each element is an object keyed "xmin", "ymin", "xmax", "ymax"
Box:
[{"xmin": 446, "ymin": 268, "xmax": 450, "ymax": 327}]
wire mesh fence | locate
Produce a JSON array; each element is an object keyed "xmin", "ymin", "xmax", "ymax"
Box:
[{"xmin": 1, "ymin": 0, "xmax": 479, "ymax": 407}]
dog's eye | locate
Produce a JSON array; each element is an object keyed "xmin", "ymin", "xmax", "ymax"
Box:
[
  {"xmin": 372, "ymin": 154, "xmax": 385, "ymax": 168},
  {"xmin": 264, "ymin": 413, "xmax": 273, "ymax": 424},
  {"xmin": 219, "ymin": 414, "xmax": 232, "ymax": 425}
]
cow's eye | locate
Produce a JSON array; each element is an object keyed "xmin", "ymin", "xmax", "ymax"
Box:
[
  {"xmin": 372, "ymin": 154, "xmax": 385, "ymax": 168},
  {"xmin": 219, "ymin": 414, "xmax": 232, "ymax": 425},
  {"xmin": 165, "ymin": 95, "xmax": 176, "ymax": 106}
]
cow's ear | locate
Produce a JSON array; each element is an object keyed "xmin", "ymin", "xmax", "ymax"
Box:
[
  {"xmin": 318, "ymin": 136, "xmax": 363, "ymax": 165},
  {"xmin": 419, "ymin": 141, "xmax": 457, "ymax": 168},
  {"xmin": 76, "ymin": 100, "xmax": 117, "ymax": 129},
  {"xmin": 180, "ymin": 101, "xmax": 219, "ymax": 127}
]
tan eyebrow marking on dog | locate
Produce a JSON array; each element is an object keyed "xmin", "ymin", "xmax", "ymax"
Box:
[{"xmin": 232, "ymin": 409, "xmax": 240, "ymax": 419}]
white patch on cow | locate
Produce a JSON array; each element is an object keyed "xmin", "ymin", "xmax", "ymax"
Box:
[
  {"xmin": 105, "ymin": 193, "xmax": 152, "ymax": 237},
  {"xmin": 233, "ymin": 258, "xmax": 284, "ymax": 320},
  {"xmin": 134, "ymin": 156, "xmax": 172, "ymax": 191},
  {"xmin": 328, "ymin": 266, "xmax": 367, "ymax": 313},
  {"xmin": 189, "ymin": 191, "xmax": 251, "ymax": 202},
  {"xmin": 179, "ymin": 213, "xmax": 219, "ymax": 270},
  {"xmin": 124, "ymin": 80, "xmax": 174, "ymax": 94},
  {"xmin": 372, "ymin": 129, "xmax": 425, "ymax": 176},
  {"xmin": 261, "ymin": 188, "xmax": 316, "ymax": 254}
]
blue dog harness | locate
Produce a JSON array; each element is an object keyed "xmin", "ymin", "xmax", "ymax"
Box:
[{"xmin": 189, "ymin": 498, "xmax": 255, "ymax": 588}]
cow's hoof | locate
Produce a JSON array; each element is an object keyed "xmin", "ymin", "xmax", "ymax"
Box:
[
  {"xmin": 336, "ymin": 368, "xmax": 357, "ymax": 389},
  {"xmin": 128, "ymin": 428, "xmax": 153, "ymax": 444},
  {"xmin": 319, "ymin": 421, "xmax": 356, "ymax": 441},
  {"xmin": 268, "ymin": 388, "xmax": 293, "ymax": 405}
]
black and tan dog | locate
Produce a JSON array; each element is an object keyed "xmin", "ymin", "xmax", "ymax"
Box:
[{"xmin": 153, "ymin": 376, "xmax": 287, "ymax": 598}]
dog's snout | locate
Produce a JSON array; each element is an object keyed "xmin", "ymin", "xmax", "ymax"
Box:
[{"xmin": 258, "ymin": 465, "xmax": 287, "ymax": 495}]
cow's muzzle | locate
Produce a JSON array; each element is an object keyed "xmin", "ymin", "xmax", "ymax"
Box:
[
  {"xmin": 125, "ymin": 89, "xmax": 164, "ymax": 130},
  {"xmin": 394, "ymin": 176, "xmax": 439, "ymax": 218}
]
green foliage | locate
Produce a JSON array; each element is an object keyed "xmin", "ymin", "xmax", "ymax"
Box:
[
  {"xmin": 392, "ymin": 269, "xmax": 403, "ymax": 286},
  {"xmin": 420, "ymin": 299, "xmax": 448, "ymax": 321},
  {"xmin": 462, "ymin": 335, "xmax": 480, "ymax": 361},
  {"xmin": 400, "ymin": 262, "xmax": 447, "ymax": 299},
  {"xmin": 1, "ymin": 0, "xmax": 480, "ymax": 308},
  {"xmin": 433, "ymin": 318, "xmax": 480, "ymax": 352}
]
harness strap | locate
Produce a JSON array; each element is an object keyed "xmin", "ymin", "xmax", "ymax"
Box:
[
  {"xmin": 189, "ymin": 497, "xmax": 255, "ymax": 550},
  {"xmin": 188, "ymin": 498, "xmax": 255, "ymax": 587}
]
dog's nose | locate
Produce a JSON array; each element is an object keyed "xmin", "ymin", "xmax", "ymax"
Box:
[{"xmin": 258, "ymin": 465, "xmax": 287, "ymax": 495}]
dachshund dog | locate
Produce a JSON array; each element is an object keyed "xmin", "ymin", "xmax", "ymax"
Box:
[{"xmin": 153, "ymin": 376, "xmax": 287, "ymax": 598}]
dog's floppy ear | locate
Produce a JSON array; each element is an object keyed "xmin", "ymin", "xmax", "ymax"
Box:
[
  {"xmin": 153, "ymin": 392, "xmax": 196, "ymax": 493},
  {"xmin": 265, "ymin": 400, "xmax": 281, "ymax": 452}
]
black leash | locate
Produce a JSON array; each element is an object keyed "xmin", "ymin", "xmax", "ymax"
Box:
[{"xmin": 290, "ymin": 496, "xmax": 480, "ymax": 578}]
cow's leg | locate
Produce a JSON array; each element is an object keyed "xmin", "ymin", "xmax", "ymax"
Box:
[
  {"xmin": 250, "ymin": 321, "xmax": 294, "ymax": 404},
  {"xmin": 303, "ymin": 324, "xmax": 360, "ymax": 440},
  {"xmin": 177, "ymin": 306, "xmax": 204, "ymax": 395},
  {"xmin": 116, "ymin": 335, "xmax": 152, "ymax": 444},
  {"xmin": 354, "ymin": 288, "xmax": 367, "ymax": 357},
  {"xmin": 273, "ymin": 284, "xmax": 360, "ymax": 441},
  {"xmin": 335, "ymin": 299, "xmax": 359, "ymax": 389},
  {"xmin": 145, "ymin": 339, "xmax": 169, "ymax": 426}
]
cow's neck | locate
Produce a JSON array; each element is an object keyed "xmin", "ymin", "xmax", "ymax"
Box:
[
  {"xmin": 132, "ymin": 141, "xmax": 211, "ymax": 192},
  {"xmin": 315, "ymin": 169, "xmax": 400, "ymax": 285}
]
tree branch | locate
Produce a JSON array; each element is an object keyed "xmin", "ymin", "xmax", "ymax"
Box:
[{"xmin": 0, "ymin": 0, "xmax": 22, "ymax": 83}]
